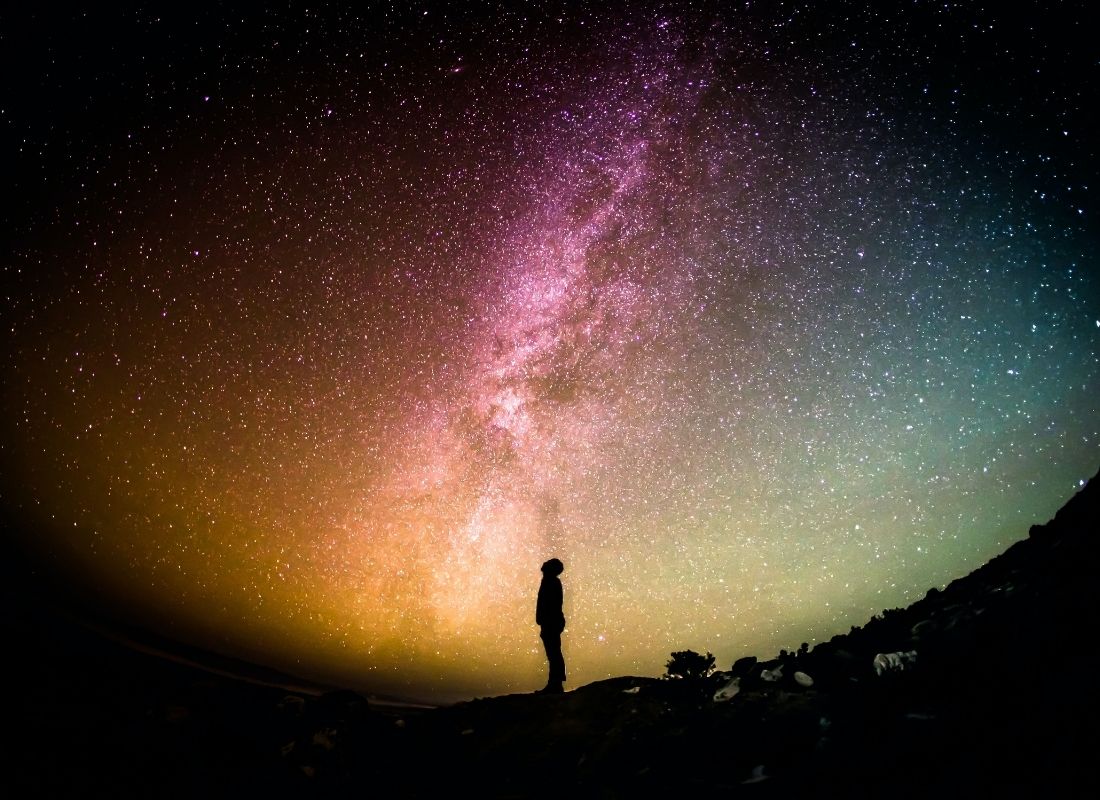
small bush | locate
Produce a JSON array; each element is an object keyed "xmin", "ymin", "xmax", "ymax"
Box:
[{"xmin": 664, "ymin": 650, "xmax": 716, "ymax": 681}]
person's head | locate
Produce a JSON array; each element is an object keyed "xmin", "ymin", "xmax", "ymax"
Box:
[{"xmin": 541, "ymin": 558, "xmax": 564, "ymax": 577}]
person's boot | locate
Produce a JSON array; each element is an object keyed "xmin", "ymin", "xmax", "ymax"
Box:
[{"xmin": 539, "ymin": 681, "xmax": 564, "ymax": 694}]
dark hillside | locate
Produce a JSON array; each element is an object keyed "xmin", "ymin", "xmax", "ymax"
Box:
[{"xmin": 4, "ymin": 470, "xmax": 1098, "ymax": 797}]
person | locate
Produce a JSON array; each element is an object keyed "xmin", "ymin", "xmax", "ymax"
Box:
[{"xmin": 536, "ymin": 558, "xmax": 566, "ymax": 694}]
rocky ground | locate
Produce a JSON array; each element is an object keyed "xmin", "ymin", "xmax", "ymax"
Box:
[{"xmin": 5, "ymin": 470, "xmax": 1098, "ymax": 798}]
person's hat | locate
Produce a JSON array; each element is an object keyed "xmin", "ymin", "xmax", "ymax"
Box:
[{"xmin": 541, "ymin": 558, "xmax": 564, "ymax": 575}]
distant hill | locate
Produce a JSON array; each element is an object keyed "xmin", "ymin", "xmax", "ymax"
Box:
[{"xmin": 5, "ymin": 469, "xmax": 1098, "ymax": 797}]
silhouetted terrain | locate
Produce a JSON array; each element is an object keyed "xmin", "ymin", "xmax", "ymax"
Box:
[{"xmin": 5, "ymin": 470, "xmax": 1099, "ymax": 797}]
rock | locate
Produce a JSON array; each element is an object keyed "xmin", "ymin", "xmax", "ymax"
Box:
[
  {"xmin": 279, "ymin": 695, "xmax": 306, "ymax": 716},
  {"xmin": 731, "ymin": 656, "xmax": 758, "ymax": 676},
  {"xmin": 162, "ymin": 704, "xmax": 190, "ymax": 723},
  {"xmin": 760, "ymin": 665, "xmax": 784, "ymax": 682},
  {"xmin": 742, "ymin": 765, "xmax": 769, "ymax": 784},
  {"xmin": 312, "ymin": 728, "xmax": 337, "ymax": 751},
  {"xmin": 910, "ymin": 619, "xmax": 937, "ymax": 639},
  {"xmin": 793, "ymin": 671, "xmax": 814, "ymax": 688},
  {"xmin": 873, "ymin": 650, "xmax": 918, "ymax": 676},
  {"xmin": 905, "ymin": 712, "xmax": 936, "ymax": 721},
  {"xmin": 713, "ymin": 676, "xmax": 741, "ymax": 702}
]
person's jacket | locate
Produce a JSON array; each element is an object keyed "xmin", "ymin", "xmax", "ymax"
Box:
[{"xmin": 536, "ymin": 576, "xmax": 565, "ymax": 631}]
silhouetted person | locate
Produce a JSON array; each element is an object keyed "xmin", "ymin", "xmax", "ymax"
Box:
[{"xmin": 536, "ymin": 558, "xmax": 566, "ymax": 693}]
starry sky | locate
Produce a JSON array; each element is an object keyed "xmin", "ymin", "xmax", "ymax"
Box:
[{"xmin": 2, "ymin": 2, "xmax": 1097, "ymax": 702}]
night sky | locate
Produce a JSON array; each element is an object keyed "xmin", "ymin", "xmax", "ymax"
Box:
[{"xmin": 2, "ymin": 2, "xmax": 1097, "ymax": 702}]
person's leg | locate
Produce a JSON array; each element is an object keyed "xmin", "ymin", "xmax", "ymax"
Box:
[
  {"xmin": 550, "ymin": 634, "xmax": 566, "ymax": 684},
  {"xmin": 540, "ymin": 628, "xmax": 564, "ymax": 691}
]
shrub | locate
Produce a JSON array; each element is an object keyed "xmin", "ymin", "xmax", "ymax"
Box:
[{"xmin": 664, "ymin": 650, "xmax": 716, "ymax": 681}]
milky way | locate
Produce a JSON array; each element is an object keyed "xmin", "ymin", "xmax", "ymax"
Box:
[{"xmin": 2, "ymin": 3, "xmax": 1098, "ymax": 701}]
